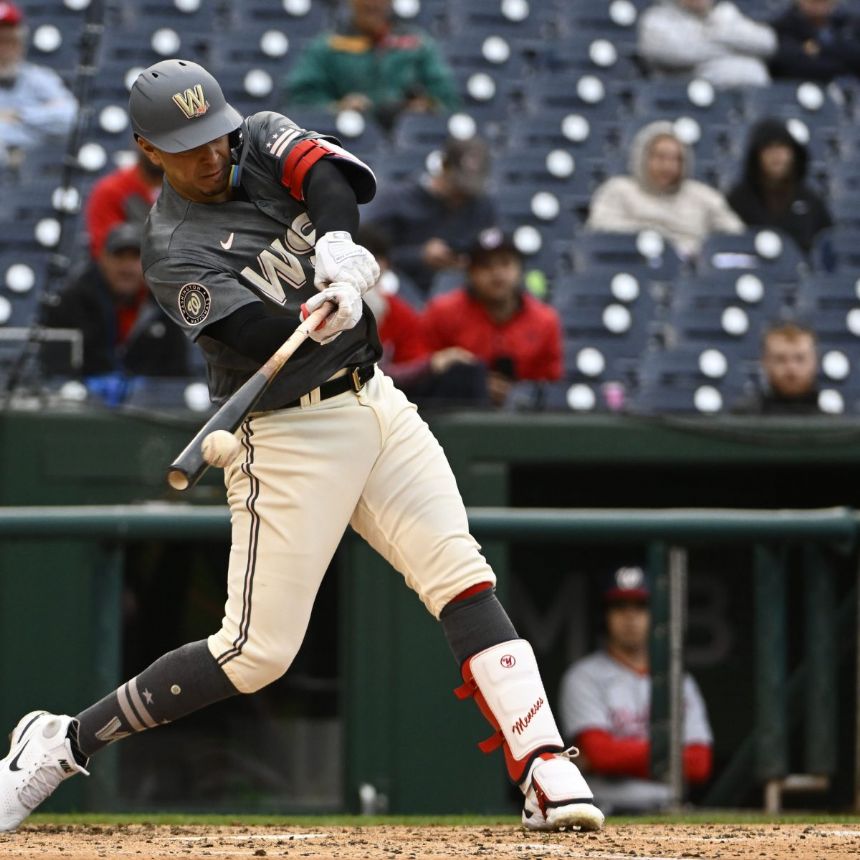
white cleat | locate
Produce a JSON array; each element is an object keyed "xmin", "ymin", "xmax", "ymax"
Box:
[
  {"xmin": 0, "ymin": 711, "xmax": 89, "ymax": 832},
  {"xmin": 521, "ymin": 749, "xmax": 605, "ymax": 832}
]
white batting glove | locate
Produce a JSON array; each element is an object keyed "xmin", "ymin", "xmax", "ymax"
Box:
[
  {"xmin": 314, "ymin": 230, "xmax": 380, "ymax": 295},
  {"xmin": 300, "ymin": 282, "xmax": 363, "ymax": 345}
]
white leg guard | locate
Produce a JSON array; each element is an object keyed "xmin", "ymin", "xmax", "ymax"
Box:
[{"xmin": 456, "ymin": 640, "xmax": 604, "ymax": 832}]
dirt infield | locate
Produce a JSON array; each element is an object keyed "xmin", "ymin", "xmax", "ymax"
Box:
[{"xmin": 2, "ymin": 822, "xmax": 859, "ymax": 859}]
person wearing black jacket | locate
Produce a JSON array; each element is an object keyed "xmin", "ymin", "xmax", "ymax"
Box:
[
  {"xmin": 727, "ymin": 118, "xmax": 832, "ymax": 254},
  {"xmin": 40, "ymin": 222, "xmax": 188, "ymax": 378},
  {"xmin": 769, "ymin": 0, "xmax": 860, "ymax": 82}
]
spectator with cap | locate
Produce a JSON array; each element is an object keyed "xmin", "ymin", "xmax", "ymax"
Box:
[
  {"xmin": 283, "ymin": 0, "xmax": 459, "ymax": 129},
  {"xmin": 0, "ymin": 1, "xmax": 77, "ymax": 168},
  {"xmin": 727, "ymin": 119, "xmax": 832, "ymax": 255},
  {"xmin": 421, "ymin": 227, "xmax": 562, "ymax": 408},
  {"xmin": 39, "ymin": 222, "xmax": 189, "ymax": 383},
  {"xmin": 732, "ymin": 321, "xmax": 823, "ymax": 415},
  {"xmin": 769, "ymin": 0, "xmax": 860, "ymax": 83},
  {"xmin": 358, "ymin": 224, "xmax": 488, "ymax": 408},
  {"xmin": 558, "ymin": 565, "xmax": 714, "ymax": 815},
  {"xmin": 586, "ymin": 120, "xmax": 744, "ymax": 259},
  {"xmin": 638, "ymin": 0, "xmax": 777, "ymax": 88},
  {"xmin": 364, "ymin": 136, "xmax": 498, "ymax": 296},
  {"xmin": 85, "ymin": 151, "xmax": 164, "ymax": 259}
]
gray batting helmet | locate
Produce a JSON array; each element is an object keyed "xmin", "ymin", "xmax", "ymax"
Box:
[{"xmin": 129, "ymin": 59, "xmax": 243, "ymax": 153}]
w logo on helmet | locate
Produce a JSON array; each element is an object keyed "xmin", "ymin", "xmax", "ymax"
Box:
[{"xmin": 172, "ymin": 84, "xmax": 209, "ymax": 119}]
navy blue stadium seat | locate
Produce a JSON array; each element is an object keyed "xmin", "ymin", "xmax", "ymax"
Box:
[
  {"xmin": 505, "ymin": 108, "xmax": 622, "ymax": 183},
  {"xmin": 504, "ymin": 379, "xmax": 612, "ymax": 414},
  {"xmin": 447, "ymin": 0, "xmax": 561, "ymax": 47},
  {"xmin": 444, "ymin": 32, "xmax": 529, "ymax": 83},
  {"xmin": 629, "ymin": 343, "xmax": 749, "ymax": 415},
  {"xmin": 224, "ymin": 0, "xmax": 331, "ymax": 35},
  {"xmin": 491, "ymin": 148, "xmax": 594, "ymax": 214},
  {"xmin": 670, "ymin": 271, "xmax": 788, "ymax": 323},
  {"xmin": 210, "ymin": 24, "xmax": 310, "ymax": 82},
  {"xmin": 567, "ymin": 231, "xmax": 683, "ymax": 282},
  {"xmin": 523, "ymin": 71, "xmax": 626, "ymax": 115},
  {"xmin": 811, "ymin": 227, "xmax": 860, "ymax": 272},
  {"xmin": 631, "ymin": 79, "xmax": 741, "ymax": 126},
  {"xmin": 391, "ymin": 112, "xmax": 456, "ymax": 152},
  {"xmin": 542, "ymin": 33, "xmax": 639, "ymax": 78},
  {"xmin": 697, "ymin": 229, "xmax": 807, "ymax": 284}
]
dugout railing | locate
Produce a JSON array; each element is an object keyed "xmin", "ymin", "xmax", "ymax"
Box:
[{"xmin": 0, "ymin": 504, "xmax": 857, "ymax": 815}]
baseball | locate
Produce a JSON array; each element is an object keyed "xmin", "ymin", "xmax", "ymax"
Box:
[{"xmin": 202, "ymin": 430, "xmax": 242, "ymax": 468}]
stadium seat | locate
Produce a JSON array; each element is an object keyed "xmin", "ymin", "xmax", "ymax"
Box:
[
  {"xmin": 697, "ymin": 229, "xmax": 807, "ymax": 284},
  {"xmin": 552, "ymin": 272, "xmax": 659, "ymax": 333},
  {"xmin": 210, "ymin": 24, "xmax": 310, "ymax": 82},
  {"xmin": 224, "ymin": 0, "xmax": 331, "ymax": 36},
  {"xmin": 811, "ymin": 227, "xmax": 860, "ymax": 272},
  {"xmin": 391, "ymin": 111, "xmax": 459, "ymax": 152},
  {"xmin": 447, "ymin": 0, "xmax": 561, "ymax": 47},
  {"xmin": 523, "ymin": 71, "xmax": 626, "ymax": 115},
  {"xmin": 444, "ymin": 32, "xmax": 529, "ymax": 83},
  {"xmin": 542, "ymin": 33, "xmax": 639, "ymax": 79},
  {"xmin": 665, "ymin": 301, "xmax": 765, "ymax": 362},
  {"xmin": 505, "ymin": 108, "xmax": 623, "ymax": 184},
  {"xmin": 504, "ymin": 379, "xmax": 613, "ymax": 414},
  {"xmin": 567, "ymin": 231, "xmax": 683, "ymax": 282},
  {"xmin": 491, "ymin": 148, "xmax": 595, "ymax": 214},
  {"xmin": 631, "ymin": 79, "xmax": 741, "ymax": 126},
  {"xmin": 670, "ymin": 271, "xmax": 788, "ymax": 324},
  {"xmin": 629, "ymin": 343, "xmax": 749, "ymax": 415}
]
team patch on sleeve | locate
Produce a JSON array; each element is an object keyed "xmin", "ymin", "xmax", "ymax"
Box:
[{"xmin": 178, "ymin": 282, "xmax": 212, "ymax": 325}]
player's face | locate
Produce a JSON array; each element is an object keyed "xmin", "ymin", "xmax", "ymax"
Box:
[
  {"xmin": 646, "ymin": 136, "xmax": 685, "ymax": 192},
  {"xmin": 605, "ymin": 602, "xmax": 650, "ymax": 654},
  {"xmin": 763, "ymin": 333, "xmax": 818, "ymax": 398},
  {"xmin": 137, "ymin": 135, "xmax": 232, "ymax": 204},
  {"xmin": 468, "ymin": 252, "xmax": 522, "ymax": 304}
]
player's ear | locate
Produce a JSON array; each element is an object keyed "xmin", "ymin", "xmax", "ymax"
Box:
[{"xmin": 136, "ymin": 134, "xmax": 164, "ymax": 170}]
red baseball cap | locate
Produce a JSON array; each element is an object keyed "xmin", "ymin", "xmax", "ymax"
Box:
[{"xmin": 0, "ymin": 2, "xmax": 23, "ymax": 26}]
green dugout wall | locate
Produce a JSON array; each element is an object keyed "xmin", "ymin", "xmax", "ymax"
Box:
[{"xmin": 1, "ymin": 407, "xmax": 859, "ymax": 814}]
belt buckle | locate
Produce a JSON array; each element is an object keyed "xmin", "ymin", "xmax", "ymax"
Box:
[{"xmin": 351, "ymin": 367, "xmax": 365, "ymax": 392}]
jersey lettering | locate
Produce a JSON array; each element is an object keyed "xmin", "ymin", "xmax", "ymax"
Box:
[
  {"xmin": 285, "ymin": 212, "xmax": 315, "ymax": 256},
  {"xmin": 240, "ymin": 237, "xmax": 307, "ymax": 304}
]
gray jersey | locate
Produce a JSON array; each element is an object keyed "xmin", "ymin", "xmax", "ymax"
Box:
[
  {"xmin": 142, "ymin": 110, "xmax": 382, "ymax": 409},
  {"xmin": 558, "ymin": 651, "xmax": 713, "ymax": 745}
]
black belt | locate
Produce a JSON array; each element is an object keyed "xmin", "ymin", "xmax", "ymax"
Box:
[{"xmin": 281, "ymin": 364, "xmax": 374, "ymax": 409}]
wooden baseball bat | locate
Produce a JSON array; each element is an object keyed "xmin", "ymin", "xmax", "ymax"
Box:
[{"xmin": 167, "ymin": 301, "xmax": 334, "ymax": 491}]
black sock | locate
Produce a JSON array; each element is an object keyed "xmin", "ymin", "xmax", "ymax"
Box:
[
  {"xmin": 74, "ymin": 640, "xmax": 239, "ymax": 758},
  {"xmin": 440, "ymin": 589, "xmax": 519, "ymax": 666}
]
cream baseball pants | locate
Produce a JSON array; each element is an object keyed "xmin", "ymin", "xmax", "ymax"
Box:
[{"xmin": 208, "ymin": 367, "xmax": 496, "ymax": 693}]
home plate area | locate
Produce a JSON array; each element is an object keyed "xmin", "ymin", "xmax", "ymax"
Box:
[{"xmin": 1, "ymin": 823, "xmax": 859, "ymax": 859}]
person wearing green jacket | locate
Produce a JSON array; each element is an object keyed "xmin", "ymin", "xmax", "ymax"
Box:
[{"xmin": 283, "ymin": 0, "xmax": 459, "ymax": 128}]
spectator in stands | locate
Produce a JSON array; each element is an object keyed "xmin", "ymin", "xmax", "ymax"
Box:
[
  {"xmin": 422, "ymin": 227, "xmax": 562, "ymax": 408},
  {"xmin": 638, "ymin": 0, "xmax": 777, "ymax": 88},
  {"xmin": 364, "ymin": 136, "xmax": 498, "ymax": 296},
  {"xmin": 0, "ymin": 1, "xmax": 77, "ymax": 168},
  {"xmin": 769, "ymin": 0, "xmax": 860, "ymax": 82},
  {"xmin": 558, "ymin": 566, "xmax": 713, "ymax": 815},
  {"xmin": 40, "ymin": 223, "xmax": 188, "ymax": 380},
  {"xmin": 85, "ymin": 151, "xmax": 163, "ymax": 259},
  {"xmin": 586, "ymin": 120, "xmax": 744, "ymax": 259},
  {"xmin": 727, "ymin": 119, "xmax": 832, "ymax": 255},
  {"xmin": 358, "ymin": 225, "xmax": 487, "ymax": 408},
  {"xmin": 283, "ymin": 0, "xmax": 459, "ymax": 129},
  {"xmin": 732, "ymin": 321, "xmax": 822, "ymax": 415}
]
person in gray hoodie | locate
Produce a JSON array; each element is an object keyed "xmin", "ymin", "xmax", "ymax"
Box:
[
  {"xmin": 586, "ymin": 120, "xmax": 744, "ymax": 259},
  {"xmin": 638, "ymin": 0, "xmax": 777, "ymax": 88}
]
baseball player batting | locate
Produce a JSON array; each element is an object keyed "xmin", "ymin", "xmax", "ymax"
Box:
[{"xmin": 0, "ymin": 60, "xmax": 603, "ymax": 833}]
